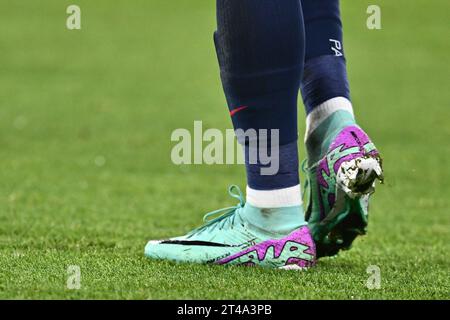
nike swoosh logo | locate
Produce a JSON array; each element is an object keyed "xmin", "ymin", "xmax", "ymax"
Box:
[
  {"xmin": 160, "ymin": 240, "xmax": 233, "ymax": 247},
  {"xmin": 160, "ymin": 238, "xmax": 256, "ymax": 248},
  {"xmin": 229, "ymin": 106, "xmax": 248, "ymax": 117}
]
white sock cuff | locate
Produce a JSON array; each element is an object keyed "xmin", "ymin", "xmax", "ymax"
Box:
[
  {"xmin": 305, "ymin": 97, "xmax": 354, "ymax": 141},
  {"xmin": 246, "ymin": 185, "xmax": 302, "ymax": 208}
]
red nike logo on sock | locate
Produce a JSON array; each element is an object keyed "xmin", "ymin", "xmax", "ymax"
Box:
[{"xmin": 230, "ymin": 106, "xmax": 248, "ymax": 117}]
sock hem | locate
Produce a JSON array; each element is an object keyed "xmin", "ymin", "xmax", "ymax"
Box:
[
  {"xmin": 246, "ymin": 185, "xmax": 302, "ymax": 208},
  {"xmin": 305, "ymin": 97, "xmax": 354, "ymax": 141}
]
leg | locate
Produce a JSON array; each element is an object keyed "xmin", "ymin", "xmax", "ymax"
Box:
[
  {"xmin": 145, "ymin": 0, "xmax": 316, "ymax": 269},
  {"xmin": 215, "ymin": 0, "xmax": 303, "ymax": 205},
  {"xmin": 300, "ymin": 0, "xmax": 383, "ymax": 257}
]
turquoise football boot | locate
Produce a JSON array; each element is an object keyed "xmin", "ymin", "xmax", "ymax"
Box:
[
  {"xmin": 145, "ymin": 185, "xmax": 316, "ymax": 269},
  {"xmin": 304, "ymin": 110, "xmax": 384, "ymax": 258}
]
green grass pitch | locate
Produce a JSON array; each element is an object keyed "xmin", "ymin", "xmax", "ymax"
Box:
[{"xmin": 0, "ymin": 0, "xmax": 449, "ymax": 299}]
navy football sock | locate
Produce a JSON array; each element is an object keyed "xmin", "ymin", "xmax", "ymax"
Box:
[
  {"xmin": 300, "ymin": 0, "xmax": 351, "ymax": 115},
  {"xmin": 215, "ymin": 0, "xmax": 305, "ymax": 198}
]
